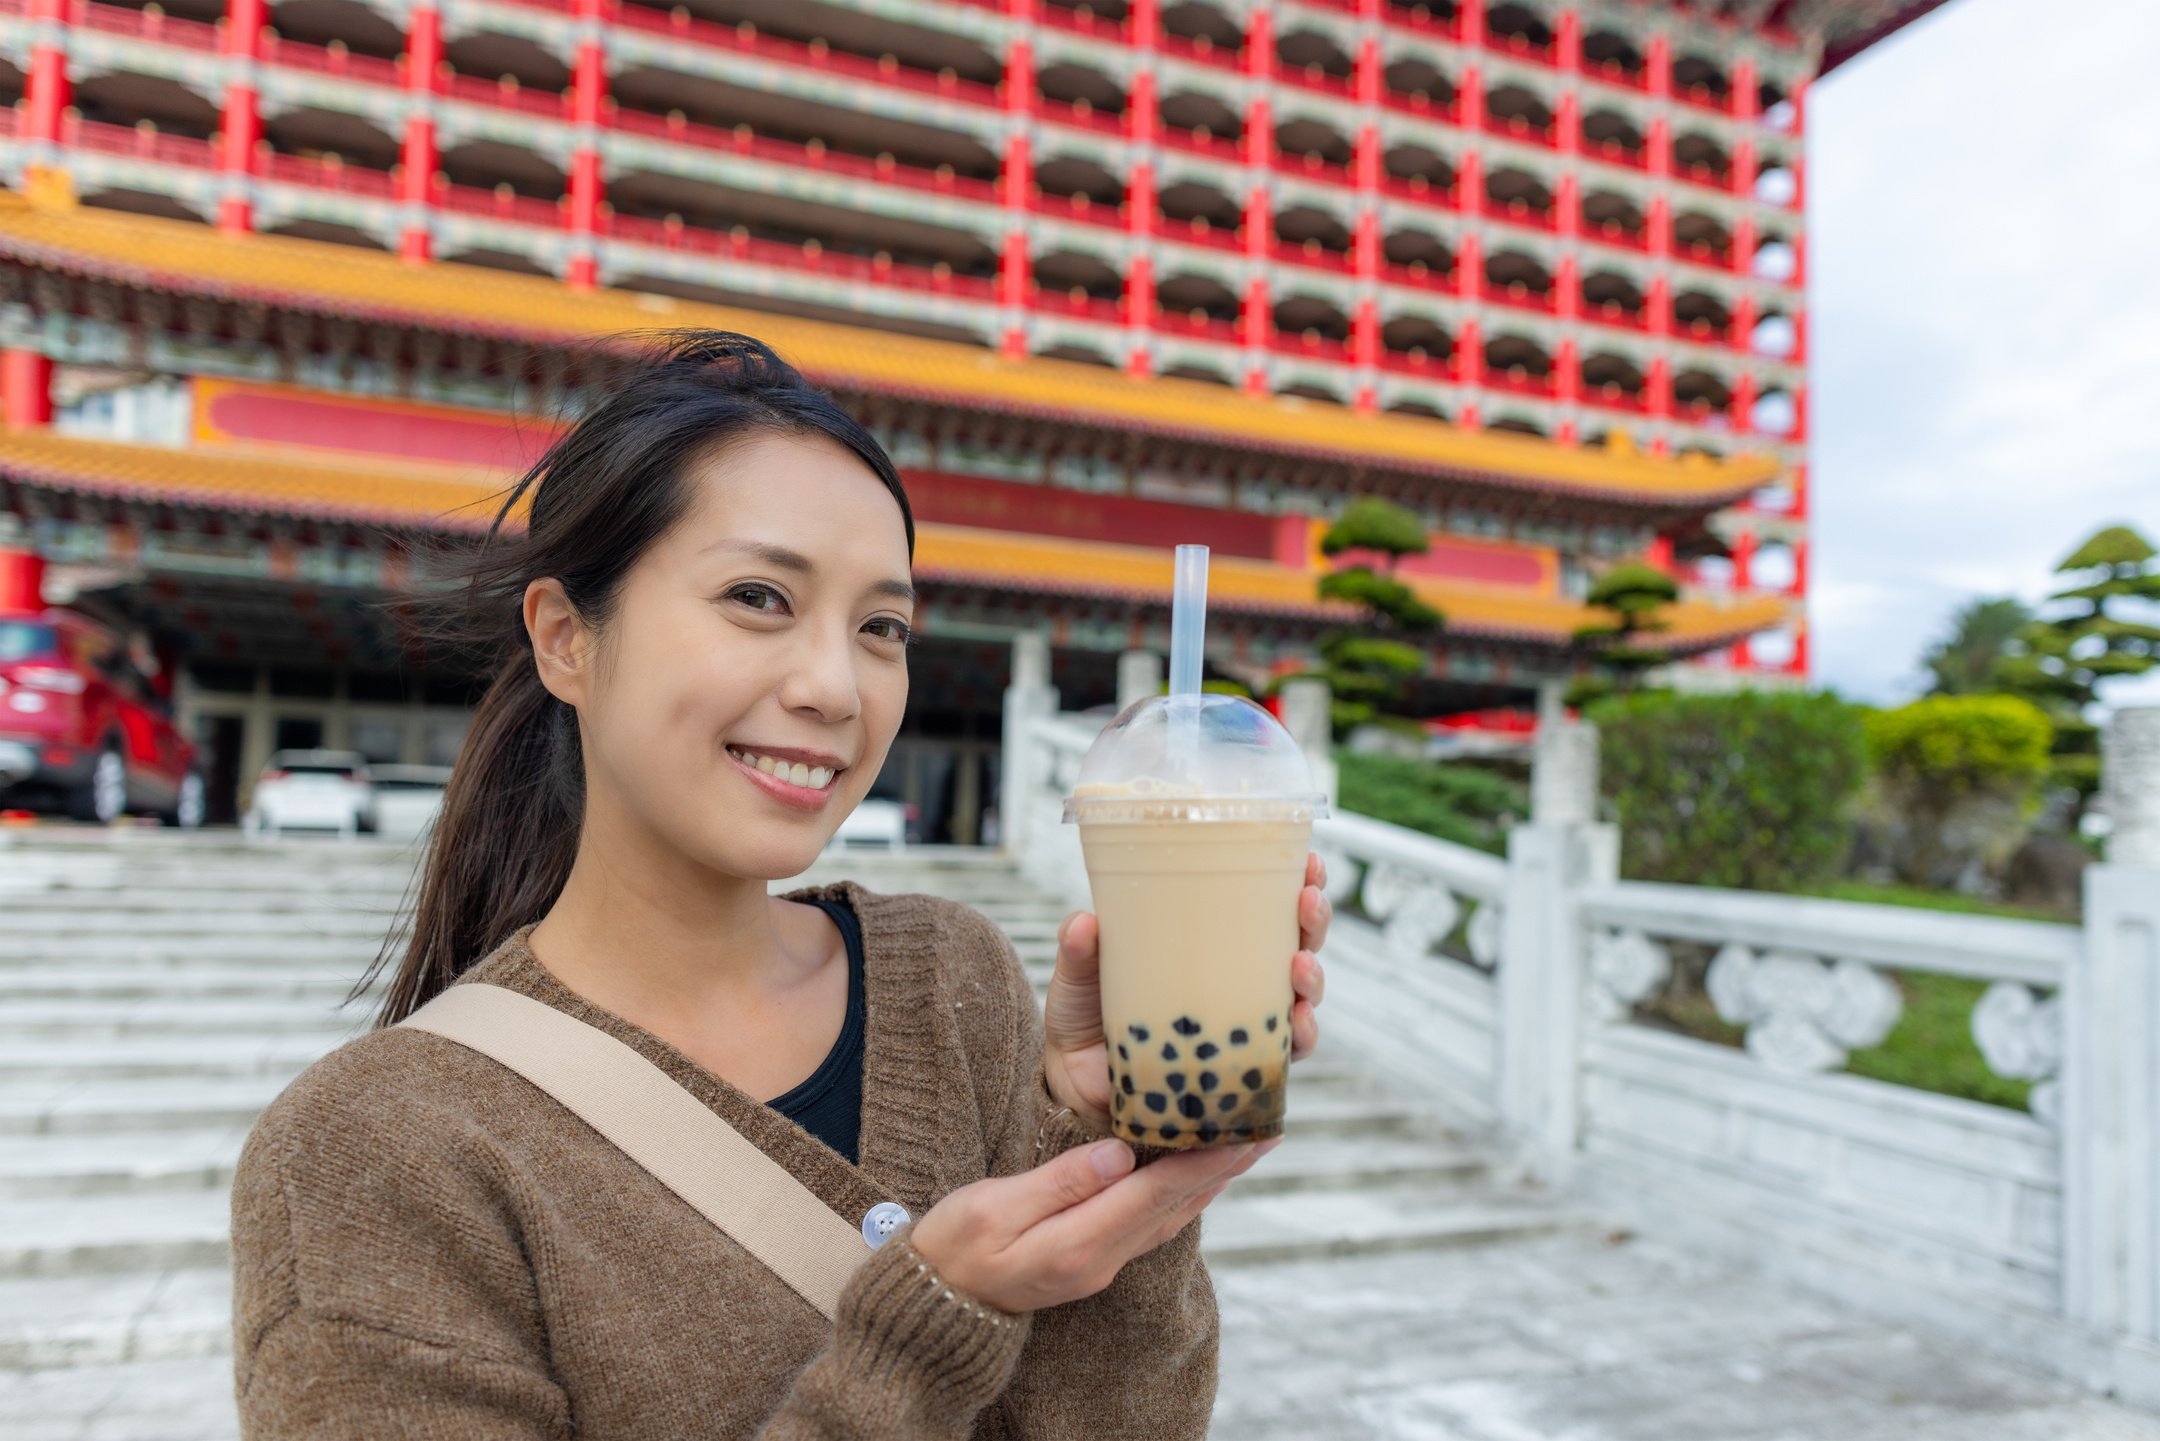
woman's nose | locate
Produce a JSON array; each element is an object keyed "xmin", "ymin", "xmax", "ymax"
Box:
[{"xmin": 777, "ymin": 624, "xmax": 862, "ymax": 721}]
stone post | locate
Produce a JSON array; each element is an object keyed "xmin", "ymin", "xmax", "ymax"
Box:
[
  {"xmin": 1115, "ymin": 649, "xmax": 1161, "ymax": 714},
  {"xmin": 1530, "ymin": 716, "xmax": 1601, "ymax": 826},
  {"xmin": 2066, "ymin": 707, "xmax": 2160, "ymax": 1402},
  {"xmin": 1277, "ymin": 676, "xmax": 1338, "ymax": 807},
  {"xmin": 1498, "ymin": 714, "xmax": 1617, "ymax": 1181},
  {"xmin": 997, "ymin": 631, "xmax": 1058, "ymax": 859}
]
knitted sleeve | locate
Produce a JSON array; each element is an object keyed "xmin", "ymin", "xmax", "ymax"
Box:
[
  {"xmin": 231, "ymin": 1087, "xmax": 575, "ymax": 1438},
  {"xmin": 976, "ymin": 915, "xmax": 1223, "ymax": 1439}
]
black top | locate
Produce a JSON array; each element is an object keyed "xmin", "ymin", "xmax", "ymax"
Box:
[{"xmin": 764, "ymin": 898, "xmax": 866, "ymax": 1165}]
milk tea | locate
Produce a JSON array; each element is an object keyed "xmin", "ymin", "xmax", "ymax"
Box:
[{"xmin": 1078, "ymin": 813, "xmax": 1312, "ymax": 1147}]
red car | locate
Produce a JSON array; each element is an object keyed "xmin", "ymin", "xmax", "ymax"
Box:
[{"xmin": 0, "ymin": 608, "xmax": 204, "ymax": 826}]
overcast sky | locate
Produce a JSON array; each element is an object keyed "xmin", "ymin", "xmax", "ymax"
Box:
[{"xmin": 1808, "ymin": 0, "xmax": 2160, "ymax": 710}]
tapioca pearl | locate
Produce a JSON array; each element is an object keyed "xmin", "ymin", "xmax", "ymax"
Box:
[
  {"xmin": 1230, "ymin": 1028, "xmax": 1249, "ymax": 1046},
  {"xmin": 1233, "ymin": 1125, "xmax": 1255, "ymax": 1140},
  {"xmin": 1167, "ymin": 1073, "xmax": 1187, "ymax": 1094},
  {"xmin": 1129, "ymin": 1024, "xmax": 1150, "ymax": 1042},
  {"xmin": 1125, "ymin": 1122, "xmax": 1148, "ymax": 1141},
  {"xmin": 1145, "ymin": 1092, "xmax": 1169, "ymax": 1114},
  {"xmin": 1265, "ymin": 1015, "xmax": 1279, "ymax": 1033},
  {"xmin": 1120, "ymin": 1074, "xmax": 1135, "ymax": 1095},
  {"xmin": 1173, "ymin": 1016, "xmax": 1202, "ymax": 1037},
  {"xmin": 1198, "ymin": 1121, "xmax": 1222, "ymax": 1143},
  {"xmin": 1242, "ymin": 1068, "xmax": 1264, "ymax": 1090},
  {"xmin": 1198, "ymin": 1071, "xmax": 1219, "ymax": 1092},
  {"xmin": 1179, "ymin": 1094, "xmax": 1205, "ymax": 1119},
  {"xmin": 1112, "ymin": 1089, "xmax": 1125, "ymax": 1111},
  {"xmin": 1161, "ymin": 1124, "xmax": 1182, "ymax": 1141},
  {"xmin": 1117, "ymin": 1042, "xmax": 1130, "ymax": 1061},
  {"xmin": 1218, "ymin": 1094, "xmax": 1239, "ymax": 1113},
  {"xmin": 1161, "ymin": 1042, "xmax": 1179, "ymax": 1062},
  {"xmin": 1196, "ymin": 1041, "xmax": 1219, "ymax": 1060}
]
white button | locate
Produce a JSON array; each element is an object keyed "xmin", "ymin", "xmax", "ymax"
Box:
[{"xmin": 861, "ymin": 1201, "xmax": 910, "ymax": 1249}]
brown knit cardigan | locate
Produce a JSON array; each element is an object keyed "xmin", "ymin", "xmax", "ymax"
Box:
[{"xmin": 229, "ymin": 882, "xmax": 1219, "ymax": 1438}]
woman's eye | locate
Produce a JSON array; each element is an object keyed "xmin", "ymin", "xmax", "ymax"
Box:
[
  {"xmin": 865, "ymin": 617, "xmax": 914, "ymax": 645},
  {"xmin": 728, "ymin": 585, "xmax": 788, "ymax": 613}
]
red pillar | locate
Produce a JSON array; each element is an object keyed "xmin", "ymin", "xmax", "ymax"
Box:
[
  {"xmin": 217, "ymin": 0, "xmax": 266, "ymax": 234},
  {"xmin": 1646, "ymin": 33, "xmax": 1672, "ymax": 100},
  {"xmin": 1, "ymin": 350, "xmax": 54, "ymax": 429},
  {"xmin": 1554, "ymin": 337, "xmax": 1580, "ymax": 443},
  {"xmin": 399, "ymin": 4, "xmax": 443, "ymax": 262},
  {"xmin": 1644, "ymin": 535, "xmax": 1674, "ymax": 574},
  {"xmin": 1457, "ymin": 317, "xmax": 1482, "ymax": 428},
  {"xmin": 23, "ymin": 0, "xmax": 70, "ymax": 147},
  {"xmin": 564, "ymin": 0, "xmax": 611, "ymax": 292},
  {"xmin": 1732, "ymin": 371, "xmax": 1759, "ymax": 434},
  {"xmin": 1241, "ymin": 8, "xmax": 1275, "ymax": 394},
  {"xmin": 1125, "ymin": 49, "xmax": 1157, "ymax": 376},
  {"xmin": 998, "ymin": 8, "xmax": 1035, "ymax": 360},
  {"xmin": 0, "ymin": 548, "xmax": 46, "ymax": 612},
  {"xmin": 1351, "ymin": 27, "xmax": 1383, "ymax": 412}
]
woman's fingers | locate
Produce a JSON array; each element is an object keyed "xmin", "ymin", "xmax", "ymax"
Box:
[
  {"xmin": 1299, "ymin": 882, "xmax": 1333, "ymax": 955},
  {"xmin": 1035, "ymin": 1140, "xmax": 1274, "ymax": 1270},
  {"xmin": 1055, "ymin": 910, "xmax": 1100, "ymax": 982},
  {"xmin": 1289, "ymin": 950, "xmax": 1324, "ymax": 1062}
]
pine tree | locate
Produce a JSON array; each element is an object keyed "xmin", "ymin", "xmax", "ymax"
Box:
[
  {"xmin": 1306, "ymin": 498, "xmax": 1444, "ymax": 736},
  {"xmin": 1991, "ymin": 525, "xmax": 2160, "ymax": 804}
]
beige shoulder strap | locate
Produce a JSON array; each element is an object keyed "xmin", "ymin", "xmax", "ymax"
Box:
[{"xmin": 400, "ymin": 982, "xmax": 869, "ymax": 1321}]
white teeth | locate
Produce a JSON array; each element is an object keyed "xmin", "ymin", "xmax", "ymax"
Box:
[{"xmin": 732, "ymin": 749, "xmax": 839, "ymax": 790}]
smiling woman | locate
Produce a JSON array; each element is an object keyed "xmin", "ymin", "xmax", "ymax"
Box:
[{"xmin": 227, "ymin": 328, "xmax": 1328, "ymax": 1440}]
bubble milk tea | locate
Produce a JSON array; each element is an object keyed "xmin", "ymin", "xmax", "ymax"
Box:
[{"xmin": 1063, "ymin": 695, "xmax": 1328, "ymax": 1149}]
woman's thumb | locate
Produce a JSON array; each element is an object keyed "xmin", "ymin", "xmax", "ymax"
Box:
[{"xmin": 1011, "ymin": 1139, "xmax": 1134, "ymax": 1228}]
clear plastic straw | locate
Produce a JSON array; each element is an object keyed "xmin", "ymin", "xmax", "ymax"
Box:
[{"xmin": 1169, "ymin": 544, "xmax": 1209, "ymax": 696}]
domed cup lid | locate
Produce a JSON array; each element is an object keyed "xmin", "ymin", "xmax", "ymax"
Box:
[{"xmin": 1061, "ymin": 693, "xmax": 1330, "ymax": 825}]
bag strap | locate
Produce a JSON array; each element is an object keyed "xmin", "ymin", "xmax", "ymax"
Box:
[{"xmin": 399, "ymin": 982, "xmax": 869, "ymax": 1321}]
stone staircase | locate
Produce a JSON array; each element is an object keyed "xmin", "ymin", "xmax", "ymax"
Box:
[{"xmin": 0, "ymin": 828, "xmax": 1572, "ymax": 1439}]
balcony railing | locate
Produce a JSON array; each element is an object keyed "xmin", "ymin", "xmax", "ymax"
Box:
[
  {"xmin": 65, "ymin": 117, "xmax": 215, "ymax": 169},
  {"xmin": 436, "ymin": 182, "xmax": 563, "ymax": 227},
  {"xmin": 75, "ymin": 0, "xmax": 217, "ymax": 50},
  {"xmin": 608, "ymin": 108, "xmax": 999, "ymax": 205},
  {"xmin": 261, "ymin": 35, "xmax": 403, "ymax": 88}
]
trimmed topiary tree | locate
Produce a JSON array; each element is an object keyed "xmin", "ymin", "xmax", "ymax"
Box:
[
  {"xmin": 1569, "ymin": 559, "xmax": 1680, "ymax": 706},
  {"xmin": 1591, "ymin": 690, "xmax": 1869, "ymax": 892},
  {"xmin": 1992, "ymin": 524, "xmax": 2160, "ymax": 808},
  {"xmin": 1862, "ymin": 695, "xmax": 2054, "ymax": 888},
  {"xmin": 1307, "ymin": 496, "xmax": 1444, "ymax": 736}
]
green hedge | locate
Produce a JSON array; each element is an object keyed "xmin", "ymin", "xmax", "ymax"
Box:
[
  {"xmin": 1334, "ymin": 751, "xmax": 1526, "ymax": 854},
  {"xmin": 1590, "ymin": 690, "xmax": 1868, "ymax": 891}
]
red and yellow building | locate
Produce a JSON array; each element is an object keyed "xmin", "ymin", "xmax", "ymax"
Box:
[{"xmin": 0, "ymin": 0, "xmax": 1935, "ymax": 831}]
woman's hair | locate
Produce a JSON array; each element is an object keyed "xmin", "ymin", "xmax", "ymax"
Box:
[{"xmin": 359, "ymin": 329, "xmax": 914, "ymax": 1027}]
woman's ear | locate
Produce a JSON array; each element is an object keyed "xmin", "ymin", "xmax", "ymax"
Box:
[{"xmin": 524, "ymin": 578, "xmax": 592, "ymax": 708}]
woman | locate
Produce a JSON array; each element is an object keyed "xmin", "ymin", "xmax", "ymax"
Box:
[{"xmin": 229, "ymin": 330, "xmax": 1332, "ymax": 1438}]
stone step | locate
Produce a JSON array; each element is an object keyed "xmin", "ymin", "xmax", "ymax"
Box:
[
  {"xmin": 0, "ymin": 910, "xmax": 406, "ymax": 936},
  {"xmin": 0, "ymin": 1033, "xmax": 359, "ymax": 1082},
  {"xmin": 1221, "ymin": 1133, "xmax": 1492, "ymax": 1197},
  {"xmin": 2, "ymin": 1357, "xmax": 240, "ymax": 1441},
  {"xmin": 0, "ymin": 1192, "xmax": 231, "ymax": 1279},
  {"xmin": 0, "ymin": 997, "xmax": 372, "ymax": 1035},
  {"xmin": 0, "ymin": 1128, "xmax": 248, "ymax": 1201},
  {"xmin": 0, "ymin": 1077, "xmax": 290, "ymax": 1136},
  {"xmin": 0, "ymin": 1268, "xmax": 234, "ymax": 1371},
  {"xmin": 1199, "ymin": 1182, "xmax": 1583, "ymax": 1268},
  {"xmin": 0, "ymin": 970, "xmax": 372, "ymax": 1002}
]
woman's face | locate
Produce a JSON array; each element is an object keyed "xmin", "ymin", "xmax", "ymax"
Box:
[{"xmin": 538, "ymin": 429, "xmax": 914, "ymax": 882}]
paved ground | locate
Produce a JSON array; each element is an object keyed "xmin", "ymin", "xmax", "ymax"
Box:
[{"xmin": 3, "ymin": 827, "xmax": 2157, "ymax": 1440}]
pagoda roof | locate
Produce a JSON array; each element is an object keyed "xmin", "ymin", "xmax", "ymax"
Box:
[
  {"xmin": 0, "ymin": 429, "xmax": 1787, "ymax": 656},
  {"xmin": 0, "ymin": 185, "xmax": 1778, "ymax": 514}
]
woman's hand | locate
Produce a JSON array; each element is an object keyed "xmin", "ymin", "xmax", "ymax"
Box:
[
  {"xmin": 910, "ymin": 1135, "xmax": 1278, "ymax": 1315},
  {"xmin": 1042, "ymin": 852, "xmax": 1333, "ymax": 1129}
]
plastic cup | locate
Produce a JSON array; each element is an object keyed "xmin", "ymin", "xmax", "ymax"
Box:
[{"xmin": 1063, "ymin": 693, "xmax": 1328, "ymax": 1148}]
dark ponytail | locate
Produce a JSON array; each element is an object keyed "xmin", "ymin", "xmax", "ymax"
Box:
[{"xmin": 359, "ymin": 329, "xmax": 914, "ymax": 1026}]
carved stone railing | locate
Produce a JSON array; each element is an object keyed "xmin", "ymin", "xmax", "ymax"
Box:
[{"xmin": 1577, "ymin": 880, "xmax": 2075, "ymax": 1120}]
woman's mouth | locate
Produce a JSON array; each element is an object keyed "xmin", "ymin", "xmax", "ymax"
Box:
[{"xmin": 726, "ymin": 746, "xmax": 843, "ymax": 812}]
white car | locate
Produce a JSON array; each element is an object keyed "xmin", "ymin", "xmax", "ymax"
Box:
[
  {"xmin": 827, "ymin": 797, "xmax": 912, "ymax": 850},
  {"xmin": 369, "ymin": 764, "xmax": 453, "ymax": 843},
  {"xmin": 245, "ymin": 749, "xmax": 376, "ymax": 838}
]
